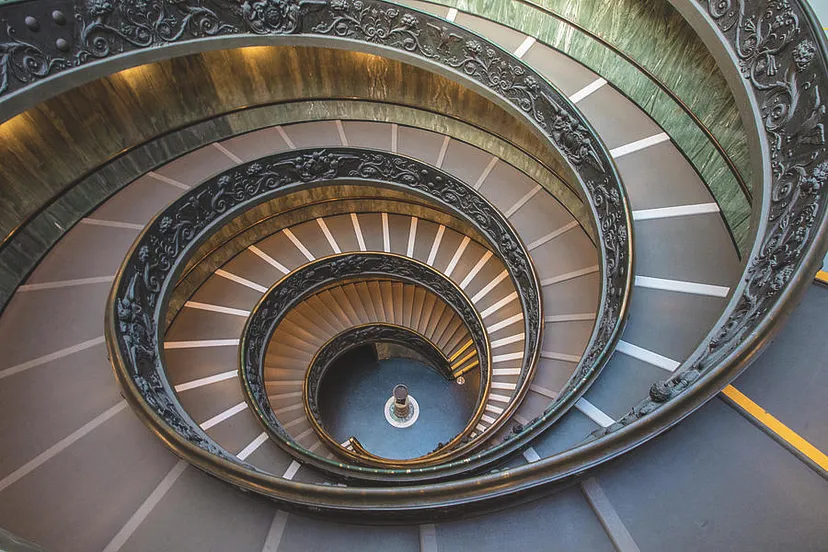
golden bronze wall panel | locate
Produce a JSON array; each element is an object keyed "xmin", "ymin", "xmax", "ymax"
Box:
[{"xmin": 0, "ymin": 45, "xmax": 576, "ymax": 241}]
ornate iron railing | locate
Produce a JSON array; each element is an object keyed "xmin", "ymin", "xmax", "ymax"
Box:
[
  {"xmin": 108, "ymin": 145, "xmax": 563, "ymax": 484},
  {"xmin": 4, "ymin": 0, "xmax": 821, "ymax": 521},
  {"xmin": 96, "ymin": 0, "xmax": 826, "ymax": 516},
  {"xmin": 583, "ymin": 0, "xmax": 828, "ymax": 433},
  {"xmin": 0, "ymin": 100, "xmax": 585, "ymax": 315},
  {"xmin": 3, "ymin": 2, "xmax": 632, "ymax": 433},
  {"xmin": 240, "ymin": 253, "xmax": 491, "ymax": 470},
  {"xmin": 0, "ymin": 0, "xmax": 821, "ymax": 522},
  {"xmin": 413, "ymin": 0, "xmax": 752, "ymax": 199}
]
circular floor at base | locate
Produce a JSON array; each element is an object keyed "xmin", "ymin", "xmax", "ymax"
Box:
[{"xmin": 318, "ymin": 351, "xmax": 478, "ymax": 460}]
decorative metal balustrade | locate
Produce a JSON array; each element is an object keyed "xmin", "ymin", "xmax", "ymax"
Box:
[
  {"xmin": 1, "ymin": 3, "xmax": 633, "ymax": 431},
  {"xmin": 100, "ymin": 0, "xmax": 828, "ymax": 514},
  {"xmin": 584, "ymin": 0, "xmax": 828, "ymax": 436},
  {"xmin": 5, "ymin": 0, "xmax": 821, "ymax": 518},
  {"xmin": 240, "ymin": 255, "xmax": 490, "ymax": 470},
  {"xmin": 106, "ymin": 145, "xmax": 563, "ymax": 487}
]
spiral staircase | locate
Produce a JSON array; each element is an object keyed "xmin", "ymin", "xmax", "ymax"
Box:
[{"xmin": 0, "ymin": 0, "xmax": 827, "ymax": 550}]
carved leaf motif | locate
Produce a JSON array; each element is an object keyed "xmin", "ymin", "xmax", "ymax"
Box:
[
  {"xmin": 594, "ymin": 0, "xmax": 827, "ymax": 437},
  {"xmin": 54, "ymin": 0, "xmax": 632, "ymax": 463},
  {"xmin": 0, "ymin": 2, "xmax": 628, "ymax": 437}
]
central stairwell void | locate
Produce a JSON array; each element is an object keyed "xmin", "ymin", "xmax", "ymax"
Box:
[
  {"xmin": 318, "ymin": 349, "xmax": 476, "ymax": 459},
  {"xmin": 0, "ymin": 0, "xmax": 826, "ymax": 550}
]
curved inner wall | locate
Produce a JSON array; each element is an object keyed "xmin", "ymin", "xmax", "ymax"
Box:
[{"xmin": 0, "ymin": 45, "xmax": 577, "ymax": 242}]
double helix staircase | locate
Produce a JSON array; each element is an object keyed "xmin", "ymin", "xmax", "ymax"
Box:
[{"xmin": 0, "ymin": 0, "xmax": 826, "ymax": 550}]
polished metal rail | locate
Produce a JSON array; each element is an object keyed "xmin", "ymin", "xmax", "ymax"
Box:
[{"xmin": 305, "ymin": 321, "xmax": 456, "ymax": 423}]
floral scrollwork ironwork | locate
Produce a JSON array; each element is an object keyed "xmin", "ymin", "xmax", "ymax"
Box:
[
  {"xmin": 590, "ymin": 0, "xmax": 828, "ymax": 438},
  {"xmin": 6, "ymin": 0, "xmax": 630, "ymax": 461},
  {"xmin": 1, "ymin": 0, "xmax": 326, "ymax": 95},
  {"xmin": 240, "ymin": 261, "xmax": 484, "ymax": 466},
  {"xmin": 109, "ymin": 147, "xmax": 543, "ymax": 476}
]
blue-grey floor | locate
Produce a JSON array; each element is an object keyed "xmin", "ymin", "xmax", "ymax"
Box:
[{"xmin": 318, "ymin": 349, "xmax": 478, "ymax": 459}]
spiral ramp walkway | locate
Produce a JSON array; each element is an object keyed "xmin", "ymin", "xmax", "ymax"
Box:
[{"xmin": 0, "ymin": 0, "xmax": 826, "ymax": 551}]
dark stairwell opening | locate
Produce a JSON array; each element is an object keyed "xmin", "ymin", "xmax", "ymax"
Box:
[{"xmin": 317, "ymin": 344, "xmax": 479, "ymax": 460}]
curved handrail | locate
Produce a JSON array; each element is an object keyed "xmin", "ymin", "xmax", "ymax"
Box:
[
  {"xmin": 308, "ymin": 320, "xmax": 472, "ymax": 463},
  {"xmin": 0, "ymin": 100, "xmax": 582, "ymax": 258},
  {"xmin": 76, "ymin": 0, "xmax": 632, "ymax": 506},
  {"xmin": 4, "ymin": 2, "xmax": 633, "ymax": 445},
  {"xmin": 0, "ymin": 95, "xmax": 593, "ymax": 318},
  {"xmin": 511, "ymin": 0, "xmax": 752, "ymax": 202},
  {"xmin": 582, "ymin": 0, "xmax": 828, "ymax": 429},
  {"xmin": 109, "ymin": 145, "xmax": 568, "ymax": 483},
  {"xmin": 399, "ymin": 0, "xmax": 753, "ymax": 253},
  {"xmin": 247, "ymin": 255, "xmax": 490, "ymax": 466},
  {"xmin": 240, "ymin": 257, "xmax": 489, "ymax": 470},
  {"xmin": 23, "ymin": 0, "xmax": 828, "ymax": 518},
  {"xmin": 0, "ymin": 0, "xmax": 633, "ymax": 352}
]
